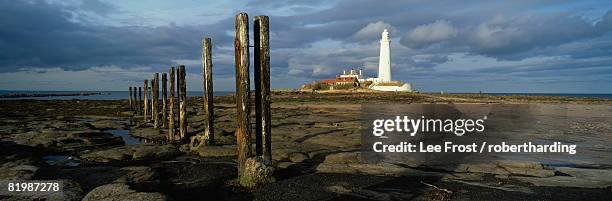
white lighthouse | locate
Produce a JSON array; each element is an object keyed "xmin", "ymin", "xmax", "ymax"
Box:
[
  {"xmin": 367, "ymin": 29, "xmax": 412, "ymax": 92},
  {"xmin": 378, "ymin": 29, "xmax": 392, "ymax": 82}
]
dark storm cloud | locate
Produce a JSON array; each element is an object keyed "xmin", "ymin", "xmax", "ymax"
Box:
[
  {"xmin": 253, "ymin": 0, "xmax": 612, "ymax": 88},
  {"xmin": 393, "ymin": 7, "xmax": 612, "ymax": 61},
  {"xmin": 79, "ymin": 0, "xmax": 117, "ymax": 16},
  {"xmin": 464, "ymin": 12, "xmax": 612, "ymax": 60},
  {"xmin": 0, "ymin": 0, "xmax": 235, "ymax": 75},
  {"xmin": 249, "ymin": 1, "xmax": 610, "ymax": 76},
  {"xmin": 1, "ymin": 0, "xmax": 612, "ymax": 92},
  {"xmin": 247, "ymin": 0, "xmax": 329, "ymax": 9}
]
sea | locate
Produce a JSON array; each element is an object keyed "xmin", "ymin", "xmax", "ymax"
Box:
[
  {"xmin": 0, "ymin": 91, "xmax": 232, "ymax": 100},
  {"xmin": 0, "ymin": 90, "xmax": 611, "ymax": 100},
  {"xmin": 458, "ymin": 93, "xmax": 612, "ymax": 99}
]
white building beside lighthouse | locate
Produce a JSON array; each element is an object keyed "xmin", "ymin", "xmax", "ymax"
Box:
[{"xmin": 368, "ymin": 29, "xmax": 412, "ymax": 92}]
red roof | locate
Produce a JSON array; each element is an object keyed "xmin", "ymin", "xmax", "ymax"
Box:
[
  {"xmin": 319, "ymin": 79, "xmax": 335, "ymax": 84},
  {"xmin": 335, "ymin": 77, "xmax": 357, "ymax": 82}
]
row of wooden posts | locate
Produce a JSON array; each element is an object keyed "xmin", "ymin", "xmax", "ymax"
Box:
[
  {"xmin": 128, "ymin": 65, "xmax": 187, "ymax": 142},
  {"xmin": 127, "ymin": 13, "xmax": 271, "ymax": 179}
]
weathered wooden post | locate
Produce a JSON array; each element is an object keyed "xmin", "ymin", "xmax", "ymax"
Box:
[
  {"xmin": 153, "ymin": 73, "xmax": 160, "ymax": 128},
  {"xmin": 254, "ymin": 18, "xmax": 262, "ymax": 157},
  {"xmin": 202, "ymin": 38, "xmax": 215, "ymax": 144},
  {"xmin": 235, "ymin": 12, "xmax": 252, "ymax": 177},
  {"xmin": 138, "ymin": 87, "xmax": 142, "ymax": 114},
  {"xmin": 129, "ymin": 86, "xmax": 133, "ymax": 110},
  {"xmin": 254, "ymin": 15, "xmax": 272, "ymax": 162},
  {"xmin": 179, "ymin": 65, "xmax": 187, "ymax": 141},
  {"xmin": 176, "ymin": 66, "xmax": 182, "ymax": 132},
  {"xmin": 132, "ymin": 86, "xmax": 138, "ymax": 112},
  {"xmin": 149, "ymin": 79, "xmax": 154, "ymax": 122},
  {"xmin": 162, "ymin": 73, "xmax": 168, "ymax": 128},
  {"xmin": 168, "ymin": 67, "xmax": 176, "ymax": 141},
  {"xmin": 143, "ymin": 80, "xmax": 149, "ymax": 122}
]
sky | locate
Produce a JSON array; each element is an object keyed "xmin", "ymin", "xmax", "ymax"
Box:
[{"xmin": 1, "ymin": 0, "xmax": 612, "ymax": 93}]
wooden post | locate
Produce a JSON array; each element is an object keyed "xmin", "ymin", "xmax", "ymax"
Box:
[
  {"xmin": 129, "ymin": 87, "xmax": 133, "ymax": 110},
  {"xmin": 254, "ymin": 17, "xmax": 262, "ymax": 156},
  {"xmin": 133, "ymin": 86, "xmax": 138, "ymax": 112},
  {"xmin": 254, "ymin": 15, "xmax": 272, "ymax": 162},
  {"xmin": 176, "ymin": 66, "xmax": 182, "ymax": 132},
  {"xmin": 202, "ymin": 38, "xmax": 215, "ymax": 144},
  {"xmin": 179, "ymin": 65, "xmax": 187, "ymax": 141},
  {"xmin": 162, "ymin": 73, "xmax": 168, "ymax": 128},
  {"xmin": 150, "ymin": 80, "xmax": 154, "ymax": 121},
  {"xmin": 168, "ymin": 67, "xmax": 176, "ymax": 141},
  {"xmin": 138, "ymin": 87, "xmax": 142, "ymax": 114},
  {"xmin": 143, "ymin": 80, "xmax": 149, "ymax": 122},
  {"xmin": 153, "ymin": 73, "xmax": 160, "ymax": 128},
  {"xmin": 235, "ymin": 12, "xmax": 252, "ymax": 176}
]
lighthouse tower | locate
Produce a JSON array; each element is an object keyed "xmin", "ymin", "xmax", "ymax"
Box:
[
  {"xmin": 367, "ymin": 29, "xmax": 411, "ymax": 92},
  {"xmin": 378, "ymin": 29, "xmax": 392, "ymax": 82}
]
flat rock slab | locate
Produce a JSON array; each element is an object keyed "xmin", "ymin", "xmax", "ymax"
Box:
[
  {"xmin": 214, "ymin": 133, "xmax": 237, "ymax": 145},
  {"xmin": 82, "ymin": 144, "xmax": 180, "ymax": 162},
  {"xmin": 195, "ymin": 145, "xmax": 236, "ymax": 157},
  {"xmin": 271, "ymin": 148, "xmax": 311, "ymax": 163},
  {"xmin": 0, "ymin": 158, "xmax": 39, "ymax": 180},
  {"xmin": 303, "ymin": 130, "xmax": 360, "ymax": 148},
  {"xmin": 119, "ymin": 111, "xmax": 135, "ymax": 116},
  {"xmin": 288, "ymin": 152, "xmax": 310, "ymax": 163},
  {"xmin": 63, "ymin": 166, "xmax": 159, "ymax": 191},
  {"xmin": 504, "ymin": 166, "xmax": 555, "ymax": 178},
  {"xmin": 88, "ymin": 119, "xmax": 125, "ymax": 129},
  {"xmin": 514, "ymin": 175, "xmax": 612, "ymax": 188},
  {"xmin": 454, "ymin": 163, "xmax": 510, "ymax": 175},
  {"xmin": 253, "ymin": 173, "xmax": 391, "ymax": 201},
  {"xmin": 151, "ymin": 159, "xmax": 236, "ymax": 191},
  {"xmin": 315, "ymin": 163, "xmax": 441, "ymax": 177},
  {"xmin": 494, "ymin": 160, "xmax": 544, "ymax": 169},
  {"xmin": 431, "ymin": 161, "xmax": 555, "ymax": 178},
  {"xmin": 82, "ymin": 183, "xmax": 169, "ymax": 201},
  {"xmin": 442, "ymin": 172, "xmax": 486, "ymax": 182},
  {"xmin": 556, "ymin": 167, "xmax": 612, "ymax": 183},
  {"xmin": 323, "ymin": 152, "xmax": 361, "ymax": 164},
  {"xmin": 130, "ymin": 128, "xmax": 166, "ymax": 141},
  {"xmin": 12, "ymin": 131, "xmax": 123, "ymax": 152},
  {"xmin": 454, "ymin": 161, "xmax": 554, "ymax": 178},
  {"xmin": 512, "ymin": 167, "xmax": 612, "ymax": 188}
]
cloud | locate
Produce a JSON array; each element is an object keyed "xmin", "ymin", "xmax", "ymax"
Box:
[
  {"xmin": 79, "ymin": 0, "xmax": 117, "ymax": 16},
  {"xmin": 410, "ymin": 54, "xmax": 451, "ymax": 68},
  {"xmin": 397, "ymin": 11, "xmax": 612, "ymax": 62},
  {"xmin": 353, "ymin": 21, "xmax": 394, "ymax": 40},
  {"xmin": 0, "ymin": 66, "xmax": 147, "ymax": 90},
  {"xmin": 0, "ymin": 0, "xmax": 241, "ymax": 78},
  {"xmin": 1, "ymin": 0, "xmax": 612, "ymax": 92},
  {"xmin": 465, "ymin": 13, "xmax": 608, "ymax": 60},
  {"xmin": 400, "ymin": 20, "xmax": 457, "ymax": 49}
]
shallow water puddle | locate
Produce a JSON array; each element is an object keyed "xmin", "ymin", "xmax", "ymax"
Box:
[
  {"xmin": 106, "ymin": 128, "xmax": 143, "ymax": 145},
  {"xmin": 43, "ymin": 155, "xmax": 80, "ymax": 167}
]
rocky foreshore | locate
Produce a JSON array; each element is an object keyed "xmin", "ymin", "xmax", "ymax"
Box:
[{"xmin": 0, "ymin": 92, "xmax": 611, "ymax": 200}]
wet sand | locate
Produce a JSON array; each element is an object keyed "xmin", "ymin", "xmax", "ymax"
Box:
[{"xmin": 0, "ymin": 91, "xmax": 611, "ymax": 200}]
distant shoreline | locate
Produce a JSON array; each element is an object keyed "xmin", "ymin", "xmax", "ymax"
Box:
[
  {"xmin": 296, "ymin": 89, "xmax": 612, "ymax": 99},
  {"xmin": 0, "ymin": 90, "xmax": 610, "ymax": 100},
  {"xmin": 0, "ymin": 92, "xmax": 107, "ymax": 98}
]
